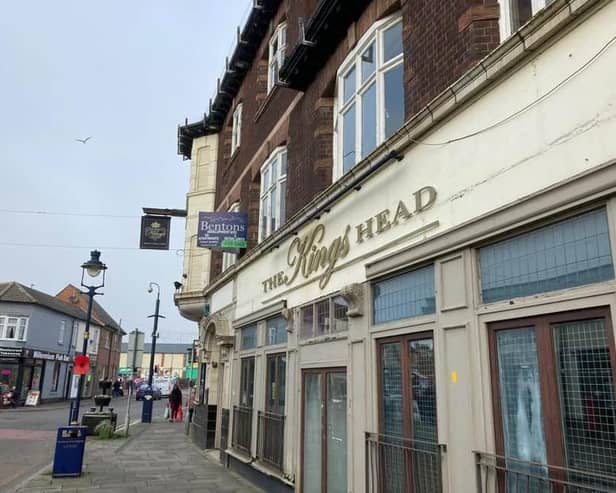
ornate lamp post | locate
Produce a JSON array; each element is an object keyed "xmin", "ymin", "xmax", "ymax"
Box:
[
  {"xmin": 141, "ymin": 282, "xmax": 164, "ymax": 423},
  {"xmin": 70, "ymin": 250, "xmax": 107, "ymax": 424}
]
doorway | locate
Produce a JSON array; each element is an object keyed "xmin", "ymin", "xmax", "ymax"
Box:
[{"xmin": 302, "ymin": 368, "xmax": 347, "ymax": 493}]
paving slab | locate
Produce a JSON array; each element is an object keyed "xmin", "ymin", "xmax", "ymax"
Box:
[{"xmin": 14, "ymin": 419, "xmax": 264, "ymax": 493}]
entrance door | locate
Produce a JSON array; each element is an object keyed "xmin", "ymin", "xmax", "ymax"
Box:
[
  {"xmin": 490, "ymin": 308, "xmax": 616, "ymax": 491},
  {"xmin": 302, "ymin": 368, "xmax": 347, "ymax": 493},
  {"xmin": 377, "ymin": 333, "xmax": 438, "ymax": 493}
]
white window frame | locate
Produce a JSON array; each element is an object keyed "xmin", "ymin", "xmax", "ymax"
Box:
[
  {"xmin": 71, "ymin": 320, "xmax": 79, "ymax": 348},
  {"xmin": 0, "ymin": 316, "xmax": 28, "ymax": 341},
  {"xmin": 259, "ymin": 147, "xmax": 287, "ymax": 242},
  {"xmin": 231, "ymin": 103, "xmax": 243, "ymax": 155},
  {"xmin": 267, "ymin": 22, "xmax": 287, "ymax": 93},
  {"xmin": 499, "ymin": 0, "xmax": 552, "ymax": 40},
  {"xmin": 333, "ymin": 14, "xmax": 404, "ymax": 181},
  {"xmin": 58, "ymin": 320, "xmax": 66, "ymax": 345},
  {"xmin": 222, "ymin": 202, "xmax": 240, "ymax": 271}
]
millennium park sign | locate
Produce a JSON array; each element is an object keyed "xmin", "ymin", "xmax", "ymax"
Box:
[{"xmin": 261, "ymin": 186, "xmax": 437, "ymax": 292}]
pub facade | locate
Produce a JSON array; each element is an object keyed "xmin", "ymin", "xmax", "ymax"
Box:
[{"xmin": 175, "ymin": 0, "xmax": 616, "ymax": 491}]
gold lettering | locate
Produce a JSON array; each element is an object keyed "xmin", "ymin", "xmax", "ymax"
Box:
[
  {"xmin": 392, "ymin": 200, "xmax": 411, "ymax": 225},
  {"xmin": 414, "ymin": 186, "xmax": 437, "ymax": 213},
  {"xmin": 356, "ymin": 218, "xmax": 374, "ymax": 244},
  {"xmin": 375, "ymin": 209, "xmax": 392, "ymax": 234}
]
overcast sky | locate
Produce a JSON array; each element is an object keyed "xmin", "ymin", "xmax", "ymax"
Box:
[{"xmin": 0, "ymin": 1, "xmax": 250, "ymax": 343}]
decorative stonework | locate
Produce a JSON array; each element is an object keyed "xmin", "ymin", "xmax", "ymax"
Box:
[{"xmin": 339, "ymin": 283, "xmax": 365, "ymax": 318}]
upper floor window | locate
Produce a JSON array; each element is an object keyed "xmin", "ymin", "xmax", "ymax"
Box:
[
  {"xmin": 500, "ymin": 0, "xmax": 554, "ymax": 39},
  {"xmin": 103, "ymin": 332, "xmax": 111, "ymax": 349},
  {"xmin": 335, "ymin": 15, "xmax": 404, "ymax": 178},
  {"xmin": 479, "ymin": 208, "xmax": 614, "ymax": 304},
  {"xmin": 0, "ymin": 316, "xmax": 28, "ymax": 341},
  {"xmin": 259, "ymin": 147, "xmax": 287, "ymax": 242},
  {"xmin": 222, "ymin": 202, "xmax": 240, "ymax": 271},
  {"xmin": 268, "ymin": 22, "xmax": 287, "ymax": 93},
  {"xmin": 231, "ymin": 103, "xmax": 243, "ymax": 155},
  {"xmin": 58, "ymin": 320, "xmax": 66, "ymax": 345},
  {"xmin": 71, "ymin": 320, "xmax": 79, "ymax": 348}
]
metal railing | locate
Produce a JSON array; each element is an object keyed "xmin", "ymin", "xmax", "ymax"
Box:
[
  {"xmin": 365, "ymin": 432, "xmax": 443, "ymax": 493},
  {"xmin": 474, "ymin": 451, "xmax": 616, "ymax": 493},
  {"xmin": 232, "ymin": 405, "xmax": 252, "ymax": 454},
  {"xmin": 257, "ymin": 411, "xmax": 285, "ymax": 472}
]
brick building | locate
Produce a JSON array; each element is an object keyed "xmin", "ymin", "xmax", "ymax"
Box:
[
  {"xmin": 56, "ymin": 285, "xmax": 124, "ymax": 385},
  {"xmin": 174, "ymin": 1, "xmax": 616, "ymax": 491}
]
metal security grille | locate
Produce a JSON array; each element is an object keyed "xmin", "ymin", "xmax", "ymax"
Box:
[
  {"xmin": 410, "ymin": 339, "xmax": 437, "ymax": 443},
  {"xmin": 373, "ymin": 265, "xmax": 435, "ymax": 324},
  {"xmin": 554, "ymin": 318, "xmax": 616, "ymax": 489},
  {"xmin": 480, "ymin": 208, "xmax": 614, "ymax": 303}
]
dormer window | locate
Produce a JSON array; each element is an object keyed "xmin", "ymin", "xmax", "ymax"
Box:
[
  {"xmin": 231, "ymin": 103, "xmax": 242, "ymax": 155},
  {"xmin": 334, "ymin": 15, "xmax": 404, "ymax": 179},
  {"xmin": 500, "ymin": 0, "xmax": 555, "ymax": 39},
  {"xmin": 268, "ymin": 22, "xmax": 287, "ymax": 93}
]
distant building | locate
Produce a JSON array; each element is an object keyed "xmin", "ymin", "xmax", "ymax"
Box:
[
  {"xmin": 119, "ymin": 342, "xmax": 194, "ymax": 379},
  {"xmin": 56, "ymin": 284, "xmax": 124, "ymax": 394},
  {"xmin": 0, "ymin": 282, "xmax": 86, "ymax": 403}
]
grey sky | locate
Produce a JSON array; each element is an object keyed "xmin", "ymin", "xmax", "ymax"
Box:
[{"xmin": 0, "ymin": 1, "xmax": 250, "ymax": 343}]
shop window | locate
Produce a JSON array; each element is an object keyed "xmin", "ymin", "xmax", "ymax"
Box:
[
  {"xmin": 373, "ymin": 265, "xmax": 436, "ymax": 325},
  {"xmin": 500, "ymin": 0, "xmax": 555, "ymax": 39},
  {"xmin": 259, "ymin": 147, "xmax": 287, "ymax": 241},
  {"xmin": 490, "ymin": 309, "xmax": 616, "ymax": 490},
  {"xmin": 241, "ymin": 324, "xmax": 257, "ymax": 350},
  {"xmin": 266, "ymin": 316, "xmax": 288, "ymax": 346},
  {"xmin": 479, "ymin": 208, "xmax": 614, "ymax": 304},
  {"xmin": 301, "ymin": 295, "xmax": 349, "ymax": 340},
  {"xmin": 268, "ymin": 22, "xmax": 287, "ymax": 93},
  {"xmin": 51, "ymin": 361, "xmax": 61, "ymax": 392},
  {"xmin": 222, "ymin": 202, "xmax": 240, "ymax": 271},
  {"xmin": 266, "ymin": 353, "xmax": 286, "ymax": 414},
  {"xmin": 0, "ymin": 316, "xmax": 28, "ymax": 341},
  {"xmin": 240, "ymin": 357, "xmax": 255, "ymax": 408},
  {"xmin": 335, "ymin": 14, "xmax": 404, "ymax": 178},
  {"xmin": 231, "ymin": 103, "xmax": 242, "ymax": 155}
]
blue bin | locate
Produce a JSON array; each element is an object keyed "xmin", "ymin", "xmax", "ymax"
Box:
[
  {"xmin": 52, "ymin": 426, "xmax": 87, "ymax": 477},
  {"xmin": 141, "ymin": 397, "xmax": 153, "ymax": 423}
]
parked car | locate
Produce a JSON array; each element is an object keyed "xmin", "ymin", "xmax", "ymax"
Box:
[{"xmin": 135, "ymin": 384, "xmax": 162, "ymax": 401}]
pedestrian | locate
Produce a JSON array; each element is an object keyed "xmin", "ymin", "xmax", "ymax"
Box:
[
  {"xmin": 168, "ymin": 383, "xmax": 182, "ymax": 422},
  {"xmin": 112, "ymin": 379, "xmax": 122, "ymax": 398},
  {"xmin": 8, "ymin": 386, "xmax": 17, "ymax": 408}
]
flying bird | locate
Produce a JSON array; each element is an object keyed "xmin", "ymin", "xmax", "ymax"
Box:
[{"xmin": 75, "ymin": 136, "xmax": 92, "ymax": 144}]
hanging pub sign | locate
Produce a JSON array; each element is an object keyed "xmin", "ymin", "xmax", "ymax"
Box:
[
  {"xmin": 197, "ymin": 212, "xmax": 248, "ymax": 250},
  {"xmin": 140, "ymin": 215, "xmax": 171, "ymax": 250}
]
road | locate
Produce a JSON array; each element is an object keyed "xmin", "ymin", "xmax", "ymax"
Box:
[{"xmin": 0, "ymin": 395, "xmax": 169, "ymax": 492}]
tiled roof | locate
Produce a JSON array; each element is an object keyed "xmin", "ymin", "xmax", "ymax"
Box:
[
  {"xmin": 58, "ymin": 284, "xmax": 125, "ymax": 335},
  {"xmin": 0, "ymin": 282, "xmax": 88, "ymax": 320}
]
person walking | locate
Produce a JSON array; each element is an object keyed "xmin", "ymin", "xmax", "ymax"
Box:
[{"xmin": 168, "ymin": 383, "xmax": 183, "ymax": 422}]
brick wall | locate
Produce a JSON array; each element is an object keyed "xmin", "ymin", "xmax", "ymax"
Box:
[
  {"xmin": 403, "ymin": 0, "xmax": 500, "ymax": 117},
  {"xmin": 209, "ymin": 0, "xmax": 501, "ymax": 282}
]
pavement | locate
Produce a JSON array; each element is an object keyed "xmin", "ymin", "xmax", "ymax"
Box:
[{"xmin": 12, "ymin": 417, "xmax": 264, "ymax": 493}]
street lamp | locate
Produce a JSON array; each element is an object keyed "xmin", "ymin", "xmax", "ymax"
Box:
[
  {"xmin": 70, "ymin": 250, "xmax": 107, "ymax": 424},
  {"xmin": 141, "ymin": 282, "xmax": 164, "ymax": 423}
]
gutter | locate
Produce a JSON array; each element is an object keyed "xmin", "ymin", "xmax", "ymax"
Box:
[{"xmin": 202, "ymin": 0, "xmax": 610, "ymax": 299}]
